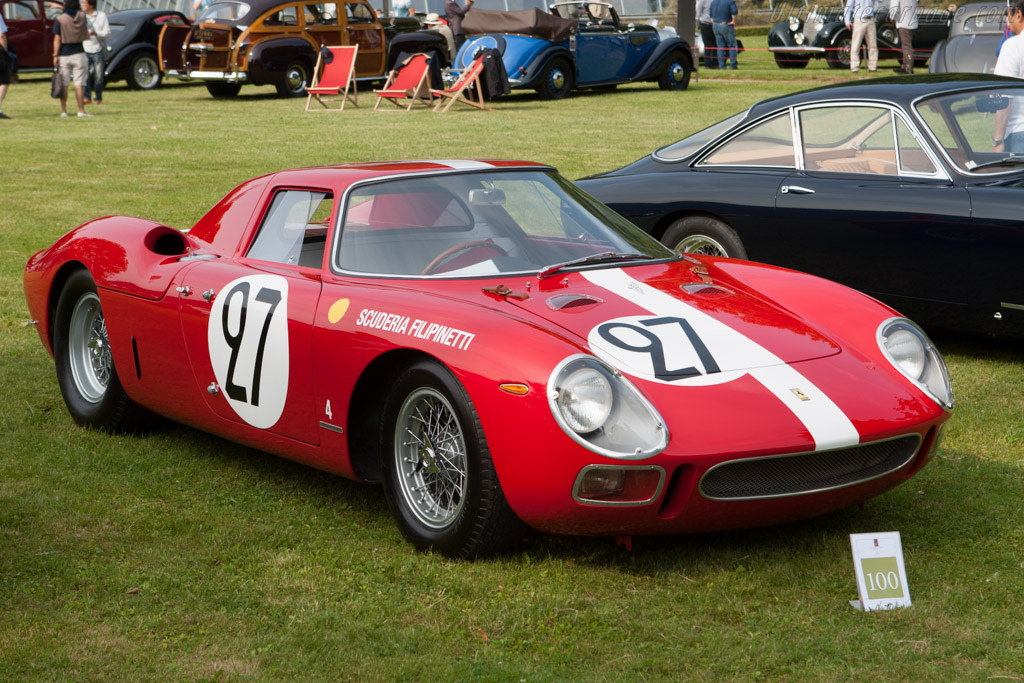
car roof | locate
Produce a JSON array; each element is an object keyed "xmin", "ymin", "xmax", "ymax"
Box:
[
  {"xmin": 261, "ymin": 160, "xmax": 550, "ymax": 187},
  {"xmin": 747, "ymin": 74, "xmax": 1024, "ymax": 120},
  {"xmin": 206, "ymin": 0, "xmax": 339, "ymax": 19}
]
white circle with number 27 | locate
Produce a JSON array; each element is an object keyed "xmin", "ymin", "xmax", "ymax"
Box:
[{"xmin": 207, "ymin": 274, "xmax": 289, "ymax": 429}]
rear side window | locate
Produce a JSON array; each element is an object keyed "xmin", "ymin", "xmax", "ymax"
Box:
[
  {"xmin": 700, "ymin": 112, "xmax": 795, "ymax": 168},
  {"xmin": 248, "ymin": 190, "xmax": 333, "ymax": 268}
]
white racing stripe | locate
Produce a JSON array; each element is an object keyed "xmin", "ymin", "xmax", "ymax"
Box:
[
  {"xmin": 583, "ymin": 268, "xmax": 859, "ymax": 451},
  {"xmin": 424, "ymin": 160, "xmax": 496, "ymax": 170}
]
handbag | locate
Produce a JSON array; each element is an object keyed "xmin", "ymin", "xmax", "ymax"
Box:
[{"xmin": 51, "ymin": 68, "xmax": 66, "ymax": 99}]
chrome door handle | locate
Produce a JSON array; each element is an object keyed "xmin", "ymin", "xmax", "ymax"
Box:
[{"xmin": 781, "ymin": 185, "xmax": 815, "ymax": 195}]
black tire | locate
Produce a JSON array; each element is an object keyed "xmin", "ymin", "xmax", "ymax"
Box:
[
  {"xmin": 380, "ymin": 360, "xmax": 525, "ymax": 558},
  {"xmin": 205, "ymin": 81, "xmax": 242, "ymax": 98},
  {"xmin": 53, "ymin": 269, "xmax": 145, "ymax": 431},
  {"xmin": 657, "ymin": 51, "xmax": 691, "ymax": 90},
  {"xmin": 826, "ymin": 34, "xmax": 853, "ymax": 69},
  {"xmin": 774, "ymin": 52, "xmax": 809, "ymax": 69},
  {"xmin": 661, "ymin": 216, "xmax": 747, "ymax": 259},
  {"xmin": 275, "ymin": 60, "xmax": 310, "ymax": 98},
  {"xmin": 126, "ymin": 51, "xmax": 162, "ymax": 90},
  {"xmin": 536, "ymin": 58, "xmax": 573, "ymax": 100}
]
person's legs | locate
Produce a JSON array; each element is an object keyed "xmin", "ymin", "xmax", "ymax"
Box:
[
  {"xmin": 1006, "ymin": 131, "xmax": 1024, "ymax": 154},
  {"xmin": 850, "ymin": 18, "xmax": 866, "ymax": 72},
  {"xmin": 726, "ymin": 26, "xmax": 738, "ymax": 68},
  {"xmin": 86, "ymin": 51, "xmax": 105, "ymax": 102},
  {"xmin": 58, "ymin": 56, "xmax": 72, "ymax": 114},
  {"xmin": 898, "ymin": 27, "xmax": 913, "ymax": 73},
  {"xmin": 713, "ymin": 23, "xmax": 729, "ymax": 69},
  {"xmin": 70, "ymin": 53, "xmax": 88, "ymax": 115},
  {"xmin": 865, "ymin": 19, "xmax": 878, "ymax": 71},
  {"xmin": 0, "ymin": 83, "xmax": 8, "ymax": 118},
  {"xmin": 700, "ymin": 22, "xmax": 717, "ymax": 68}
]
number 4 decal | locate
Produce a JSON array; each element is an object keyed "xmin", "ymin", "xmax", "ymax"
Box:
[{"xmin": 208, "ymin": 274, "xmax": 290, "ymax": 429}]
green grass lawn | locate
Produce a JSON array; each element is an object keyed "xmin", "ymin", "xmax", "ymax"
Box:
[{"xmin": 2, "ymin": 46, "xmax": 1024, "ymax": 680}]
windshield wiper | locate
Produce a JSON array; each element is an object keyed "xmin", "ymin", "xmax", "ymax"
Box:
[
  {"xmin": 967, "ymin": 155, "xmax": 1024, "ymax": 171},
  {"xmin": 537, "ymin": 251, "xmax": 651, "ymax": 279}
]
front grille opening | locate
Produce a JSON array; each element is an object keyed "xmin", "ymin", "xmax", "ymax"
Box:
[{"xmin": 699, "ymin": 435, "xmax": 922, "ymax": 500}]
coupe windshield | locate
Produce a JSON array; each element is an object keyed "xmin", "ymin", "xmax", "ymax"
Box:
[
  {"xmin": 334, "ymin": 170, "xmax": 675, "ymax": 277},
  {"xmin": 915, "ymin": 86, "xmax": 1024, "ymax": 174}
]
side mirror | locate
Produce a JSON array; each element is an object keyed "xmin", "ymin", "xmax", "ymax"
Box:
[{"xmin": 977, "ymin": 94, "xmax": 1011, "ymax": 113}]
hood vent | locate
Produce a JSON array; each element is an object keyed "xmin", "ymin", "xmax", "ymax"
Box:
[
  {"xmin": 681, "ymin": 283, "xmax": 734, "ymax": 299},
  {"xmin": 546, "ymin": 293, "xmax": 604, "ymax": 311}
]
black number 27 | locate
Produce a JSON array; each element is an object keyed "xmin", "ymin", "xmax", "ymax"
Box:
[
  {"xmin": 221, "ymin": 282, "xmax": 283, "ymax": 406},
  {"xmin": 597, "ymin": 316, "xmax": 720, "ymax": 381}
]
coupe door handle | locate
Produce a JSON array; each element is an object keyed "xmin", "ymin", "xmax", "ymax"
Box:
[{"xmin": 781, "ymin": 185, "xmax": 815, "ymax": 195}]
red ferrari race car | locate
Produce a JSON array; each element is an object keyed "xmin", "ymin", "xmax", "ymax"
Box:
[{"xmin": 23, "ymin": 161, "xmax": 953, "ymax": 558}]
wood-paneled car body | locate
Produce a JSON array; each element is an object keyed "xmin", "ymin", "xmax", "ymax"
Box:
[
  {"xmin": 929, "ymin": 3, "xmax": 1007, "ymax": 75},
  {"xmin": 578, "ymin": 75, "xmax": 1024, "ymax": 339},
  {"xmin": 768, "ymin": 2, "xmax": 951, "ymax": 69},
  {"xmin": 24, "ymin": 161, "xmax": 953, "ymax": 557},
  {"xmin": 1, "ymin": 0, "xmax": 62, "ymax": 73},
  {"xmin": 104, "ymin": 9, "xmax": 191, "ymax": 90},
  {"xmin": 158, "ymin": 0, "xmax": 448, "ymax": 97}
]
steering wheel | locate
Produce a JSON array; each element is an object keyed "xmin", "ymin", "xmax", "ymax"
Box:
[{"xmin": 422, "ymin": 240, "xmax": 510, "ymax": 274}]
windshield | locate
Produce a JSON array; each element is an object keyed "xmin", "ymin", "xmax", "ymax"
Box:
[
  {"xmin": 334, "ymin": 170, "xmax": 675, "ymax": 277},
  {"xmin": 654, "ymin": 112, "xmax": 746, "ymax": 161},
  {"xmin": 551, "ymin": 2, "xmax": 611, "ymax": 21},
  {"xmin": 915, "ymin": 86, "xmax": 1024, "ymax": 174},
  {"xmin": 197, "ymin": 1, "xmax": 250, "ymax": 22}
]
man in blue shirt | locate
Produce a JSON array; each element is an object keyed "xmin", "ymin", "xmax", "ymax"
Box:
[
  {"xmin": 844, "ymin": 0, "xmax": 878, "ymax": 73},
  {"xmin": 709, "ymin": 0, "xmax": 738, "ymax": 69}
]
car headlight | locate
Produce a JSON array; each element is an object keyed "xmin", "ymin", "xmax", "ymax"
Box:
[
  {"xmin": 548, "ymin": 355, "xmax": 668, "ymax": 459},
  {"xmin": 789, "ymin": 16, "xmax": 802, "ymax": 32},
  {"xmin": 794, "ymin": 32, "xmax": 805, "ymax": 45},
  {"xmin": 877, "ymin": 318, "xmax": 954, "ymax": 410}
]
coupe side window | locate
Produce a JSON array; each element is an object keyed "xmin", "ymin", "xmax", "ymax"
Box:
[
  {"xmin": 264, "ymin": 5, "xmax": 298, "ymax": 25},
  {"xmin": 248, "ymin": 190, "xmax": 333, "ymax": 268},
  {"xmin": 701, "ymin": 113, "xmax": 795, "ymax": 168},
  {"xmin": 895, "ymin": 116, "xmax": 937, "ymax": 175},
  {"xmin": 800, "ymin": 106, "xmax": 898, "ymax": 175}
]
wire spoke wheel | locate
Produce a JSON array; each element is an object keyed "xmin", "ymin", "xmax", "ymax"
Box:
[
  {"xmin": 67, "ymin": 291, "xmax": 112, "ymax": 403},
  {"xmin": 395, "ymin": 388, "xmax": 468, "ymax": 529},
  {"xmin": 675, "ymin": 234, "xmax": 729, "ymax": 256}
]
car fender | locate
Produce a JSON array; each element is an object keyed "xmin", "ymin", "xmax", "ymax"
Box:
[
  {"xmin": 104, "ymin": 43, "xmax": 156, "ymax": 79},
  {"xmin": 929, "ymin": 39, "xmax": 948, "ymax": 73},
  {"xmin": 633, "ymin": 36, "xmax": 693, "ymax": 81},
  {"xmin": 767, "ymin": 22, "xmax": 798, "ymax": 49},
  {"xmin": 387, "ymin": 31, "xmax": 450, "ymax": 70},
  {"xmin": 818, "ymin": 22, "xmax": 848, "ymax": 48},
  {"xmin": 246, "ymin": 37, "xmax": 317, "ymax": 86},
  {"xmin": 456, "ymin": 34, "xmax": 571, "ymax": 87}
]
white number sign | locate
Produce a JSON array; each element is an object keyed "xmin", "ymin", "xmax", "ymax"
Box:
[{"xmin": 850, "ymin": 531, "xmax": 912, "ymax": 611}]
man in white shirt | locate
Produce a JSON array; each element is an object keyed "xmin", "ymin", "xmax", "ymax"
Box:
[
  {"xmin": 994, "ymin": 0, "xmax": 1024, "ymax": 153},
  {"xmin": 82, "ymin": 0, "xmax": 110, "ymax": 104},
  {"xmin": 844, "ymin": 0, "xmax": 878, "ymax": 73}
]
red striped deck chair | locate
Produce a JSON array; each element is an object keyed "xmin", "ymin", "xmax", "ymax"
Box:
[
  {"xmin": 431, "ymin": 54, "xmax": 490, "ymax": 113},
  {"xmin": 373, "ymin": 53, "xmax": 434, "ymax": 111},
  {"xmin": 305, "ymin": 45, "xmax": 359, "ymax": 111}
]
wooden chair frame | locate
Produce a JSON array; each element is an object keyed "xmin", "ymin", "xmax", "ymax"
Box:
[
  {"xmin": 431, "ymin": 55, "xmax": 491, "ymax": 113},
  {"xmin": 373, "ymin": 53, "xmax": 435, "ymax": 111}
]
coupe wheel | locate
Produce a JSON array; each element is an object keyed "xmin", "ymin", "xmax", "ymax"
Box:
[
  {"xmin": 774, "ymin": 52, "xmax": 809, "ymax": 69},
  {"xmin": 662, "ymin": 216, "xmax": 747, "ymax": 259},
  {"xmin": 127, "ymin": 52, "xmax": 162, "ymax": 90},
  {"xmin": 826, "ymin": 35, "xmax": 853, "ymax": 69},
  {"xmin": 658, "ymin": 52, "xmax": 691, "ymax": 90},
  {"xmin": 276, "ymin": 60, "xmax": 310, "ymax": 98},
  {"xmin": 54, "ymin": 269, "xmax": 144, "ymax": 430},
  {"xmin": 537, "ymin": 58, "xmax": 573, "ymax": 100},
  {"xmin": 205, "ymin": 81, "xmax": 242, "ymax": 98},
  {"xmin": 381, "ymin": 360, "xmax": 524, "ymax": 558}
]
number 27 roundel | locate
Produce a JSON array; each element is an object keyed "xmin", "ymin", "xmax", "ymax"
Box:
[{"xmin": 207, "ymin": 274, "xmax": 290, "ymax": 429}]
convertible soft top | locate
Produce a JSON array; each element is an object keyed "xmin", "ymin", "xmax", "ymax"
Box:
[{"xmin": 462, "ymin": 8, "xmax": 577, "ymax": 42}]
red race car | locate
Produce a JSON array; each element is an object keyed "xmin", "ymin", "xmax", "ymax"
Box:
[{"xmin": 24, "ymin": 161, "xmax": 953, "ymax": 557}]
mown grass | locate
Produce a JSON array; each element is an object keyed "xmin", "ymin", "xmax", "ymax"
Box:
[{"xmin": 2, "ymin": 40, "xmax": 1024, "ymax": 680}]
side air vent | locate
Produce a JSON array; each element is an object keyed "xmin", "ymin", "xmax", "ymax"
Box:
[
  {"xmin": 546, "ymin": 294, "xmax": 604, "ymax": 311},
  {"xmin": 681, "ymin": 283, "xmax": 733, "ymax": 298}
]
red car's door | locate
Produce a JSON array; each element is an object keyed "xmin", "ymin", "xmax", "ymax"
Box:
[
  {"xmin": 4, "ymin": 0, "xmax": 55, "ymax": 69},
  {"xmin": 178, "ymin": 260, "xmax": 322, "ymax": 445}
]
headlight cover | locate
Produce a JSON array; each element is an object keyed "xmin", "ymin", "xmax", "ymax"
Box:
[
  {"xmin": 789, "ymin": 16, "xmax": 802, "ymax": 32},
  {"xmin": 548, "ymin": 355, "xmax": 668, "ymax": 459},
  {"xmin": 877, "ymin": 318, "xmax": 954, "ymax": 410}
]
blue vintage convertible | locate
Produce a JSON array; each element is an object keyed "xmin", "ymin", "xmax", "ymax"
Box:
[{"xmin": 453, "ymin": 2, "xmax": 694, "ymax": 99}]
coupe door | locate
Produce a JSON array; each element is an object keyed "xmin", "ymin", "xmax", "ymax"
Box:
[
  {"xmin": 773, "ymin": 104, "xmax": 971, "ymax": 313},
  {"xmin": 158, "ymin": 22, "xmax": 190, "ymax": 72}
]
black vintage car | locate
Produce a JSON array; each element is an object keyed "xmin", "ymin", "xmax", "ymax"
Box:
[
  {"xmin": 929, "ymin": 2, "xmax": 1007, "ymax": 74},
  {"xmin": 768, "ymin": 2, "xmax": 951, "ymax": 69},
  {"xmin": 577, "ymin": 76, "xmax": 1024, "ymax": 338},
  {"xmin": 105, "ymin": 9, "xmax": 191, "ymax": 90},
  {"xmin": 158, "ymin": 0, "xmax": 448, "ymax": 97}
]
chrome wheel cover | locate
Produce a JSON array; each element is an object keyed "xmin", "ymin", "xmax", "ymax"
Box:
[
  {"xmin": 394, "ymin": 388, "xmax": 468, "ymax": 529},
  {"xmin": 669, "ymin": 62, "xmax": 684, "ymax": 84},
  {"xmin": 675, "ymin": 234, "xmax": 729, "ymax": 257},
  {"xmin": 550, "ymin": 68, "xmax": 566, "ymax": 91},
  {"xmin": 285, "ymin": 65, "xmax": 307, "ymax": 94},
  {"xmin": 68, "ymin": 292, "xmax": 111, "ymax": 403},
  {"xmin": 134, "ymin": 56, "xmax": 158, "ymax": 88}
]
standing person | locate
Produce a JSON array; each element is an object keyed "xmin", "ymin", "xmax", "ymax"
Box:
[
  {"xmin": 993, "ymin": 0, "xmax": 1024, "ymax": 153},
  {"xmin": 82, "ymin": 0, "xmax": 109, "ymax": 104},
  {"xmin": 445, "ymin": 0, "xmax": 474, "ymax": 52},
  {"xmin": 53, "ymin": 0, "xmax": 91, "ymax": 117},
  {"xmin": 0, "ymin": 14, "xmax": 10, "ymax": 119},
  {"xmin": 709, "ymin": 0, "xmax": 738, "ymax": 70},
  {"xmin": 696, "ymin": 0, "xmax": 718, "ymax": 69},
  {"xmin": 889, "ymin": 0, "xmax": 917, "ymax": 74},
  {"xmin": 844, "ymin": 0, "xmax": 878, "ymax": 73}
]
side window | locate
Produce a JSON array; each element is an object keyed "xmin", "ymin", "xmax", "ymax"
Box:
[
  {"xmin": 248, "ymin": 190, "xmax": 333, "ymax": 268},
  {"xmin": 895, "ymin": 116, "xmax": 938, "ymax": 175},
  {"xmin": 701, "ymin": 113, "xmax": 795, "ymax": 168},
  {"xmin": 800, "ymin": 106, "xmax": 898, "ymax": 175},
  {"xmin": 6, "ymin": 1, "xmax": 40, "ymax": 20},
  {"xmin": 304, "ymin": 2, "xmax": 337, "ymax": 24},
  {"xmin": 345, "ymin": 1, "xmax": 373, "ymax": 23},
  {"xmin": 264, "ymin": 5, "xmax": 298, "ymax": 25}
]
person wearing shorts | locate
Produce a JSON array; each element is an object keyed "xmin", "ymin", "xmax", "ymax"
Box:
[
  {"xmin": 53, "ymin": 0, "xmax": 91, "ymax": 117},
  {"xmin": 0, "ymin": 15, "xmax": 10, "ymax": 119}
]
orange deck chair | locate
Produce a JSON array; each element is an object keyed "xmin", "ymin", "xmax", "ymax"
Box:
[
  {"xmin": 431, "ymin": 54, "xmax": 490, "ymax": 113},
  {"xmin": 373, "ymin": 53, "xmax": 434, "ymax": 111},
  {"xmin": 305, "ymin": 45, "xmax": 359, "ymax": 111}
]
